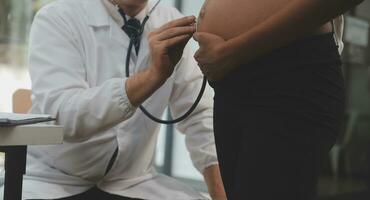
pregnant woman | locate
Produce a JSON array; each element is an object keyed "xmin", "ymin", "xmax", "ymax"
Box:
[{"xmin": 194, "ymin": 0, "xmax": 365, "ymax": 199}]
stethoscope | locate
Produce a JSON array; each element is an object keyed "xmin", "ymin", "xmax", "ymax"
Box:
[{"xmin": 121, "ymin": 0, "xmax": 207, "ymax": 124}]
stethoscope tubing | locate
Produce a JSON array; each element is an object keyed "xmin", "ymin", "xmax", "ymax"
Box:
[
  {"xmin": 124, "ymin": 0, "xmax": 207, "ymax": 124},
  {"xmin": 125, "ymin": 38, "xmax": 207, "ymax": 124}
]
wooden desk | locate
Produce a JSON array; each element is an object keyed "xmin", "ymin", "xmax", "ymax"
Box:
[{"xmin": 0, "ymin": 124, "xmax": 63, "ymax": 200}]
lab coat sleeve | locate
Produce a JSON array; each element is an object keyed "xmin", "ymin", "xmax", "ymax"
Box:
[
  {"xmin": 169, "ymin": 45, "xmax": 218, "ymax": 173},
  {"xmin": 28, "ymin": 6, "xmax": 136, "ymax": 142}
]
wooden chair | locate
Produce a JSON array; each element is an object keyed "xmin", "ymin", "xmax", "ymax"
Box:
[{"xmin": 12, "ymin": 89, "xmax": 32, "ymax": 114}]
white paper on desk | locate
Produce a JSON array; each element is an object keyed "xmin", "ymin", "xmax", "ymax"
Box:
[
  {"xmin": 0, "ymin": 112, "xmax": 52, "ymax": 120},
  {"xmin": 0, "ymin": 112, "xmax": 56, "ymax": 127}
]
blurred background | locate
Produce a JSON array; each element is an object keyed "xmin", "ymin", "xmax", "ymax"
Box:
[{"xmin": 0, "ymin": 0, "xmax": 370, "ymax": 199}]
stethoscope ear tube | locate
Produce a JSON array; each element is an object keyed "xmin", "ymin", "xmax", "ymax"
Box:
[{"xmin": 125, "ymin": 40, "xmax": 207, "ymax": 124}]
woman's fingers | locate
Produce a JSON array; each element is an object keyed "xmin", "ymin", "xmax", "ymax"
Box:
[{"xmin": 194, "ymin": 48, "xmax": 207, "ymax": 63}]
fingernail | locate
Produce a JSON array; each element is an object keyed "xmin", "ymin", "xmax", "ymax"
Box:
[{"xmin": 188, "ymin": 16, "xmax": 196, "ymax": 20}]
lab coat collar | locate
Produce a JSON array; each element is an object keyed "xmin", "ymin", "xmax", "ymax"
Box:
[
  {"xmin": 101, "ymin": 0, "xmax": 153, "ymax": 70},
  {"xmin": 100, "ymin": 0, "xmax": 149, "ymax": 28},
  {"xmin": 84, "ymin": 0, "xmax": 152, "ymax": 69},
  {"xmin": 84, "ymin": 0, "xmax": 110, "ymax": 27}
]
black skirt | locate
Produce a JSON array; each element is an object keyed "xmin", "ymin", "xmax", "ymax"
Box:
[{"xmin": 211, "ymin": 33, "xmax": 345, "ymax": 200}]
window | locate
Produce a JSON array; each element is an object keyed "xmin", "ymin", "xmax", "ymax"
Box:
[
  {"xmin": 159, "ymin": 0, "xmax": 176, "ymax": 7},
  {"xmin": 181, "ymin": 0, "xmax": 205, "ymax": 16},
  {"xmin": 0, "ymin": 0, "xmax": 53, "ymax": 183},
  {"xmin": 171, "ymin": 0, "xmax": 209, "ymax": 188},
  {"xmin": 0, "ymin": 1, "xmax": 35, "ymax": 112},
  {"xmin": 154, "ymin": 0, "xmax": 210, "ymax": 191}
]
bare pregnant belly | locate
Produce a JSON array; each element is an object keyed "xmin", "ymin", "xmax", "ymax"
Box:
[{"xmin": 197, "ymin": 0, "xmax": 332, "ymax": 40}]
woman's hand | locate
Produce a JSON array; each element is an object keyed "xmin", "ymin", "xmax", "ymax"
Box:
[
  {"xmin": 148, "ymin": 16, "xmax": 196, "ymax": 82},
  {"xmin": 193, "ymin": 32, "xmax": 236, "ymax": 81}
]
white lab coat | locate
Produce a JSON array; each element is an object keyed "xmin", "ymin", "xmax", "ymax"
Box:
[{"xmin": 0, "ymin": 0, "xmax": 217, "ymax": 199}]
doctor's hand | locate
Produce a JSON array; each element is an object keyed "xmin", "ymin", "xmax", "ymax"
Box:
[
  {"xmin": 193, "ymin": 32, "xmax": 236, "ymax": 82},
  {"xmin": 203, "ymin": 165, "xmax": 227, "ymax": 200},
  {"xmin": 148, "ymin": 16, "xmax": 196, "ymax": 82},
  {"xmin": 125, "ymin": 16, "xmax": 195, "ymax": 107},
  {"xmin": 126, "ymin": 17, "xmax": 194, "ymax": 107}
]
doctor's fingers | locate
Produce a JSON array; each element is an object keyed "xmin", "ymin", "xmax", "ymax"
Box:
[
  {"xmin": 156, "ymin": 26, "xmax": 196, "ymax": 41},
  {"xmin": 162, "ymin": 34, "xmax": 192, "ymax": 48},
  {"xmin": 153, "ymin": 16, "xmax": 196, "ymax": 34}
]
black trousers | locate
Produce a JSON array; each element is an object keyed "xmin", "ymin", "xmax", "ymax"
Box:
[
  {"xmin": 210, "ymin": 33, "xmax": 345, "ymax": 200},
  {"xmin": 29, "ymin": 186, "xmax": 143, "ymax": 200}
]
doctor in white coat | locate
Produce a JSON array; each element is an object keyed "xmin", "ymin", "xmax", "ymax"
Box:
[{"xmin": 0, "ymin": 0, "xmax": 226, "ymax": 199}]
